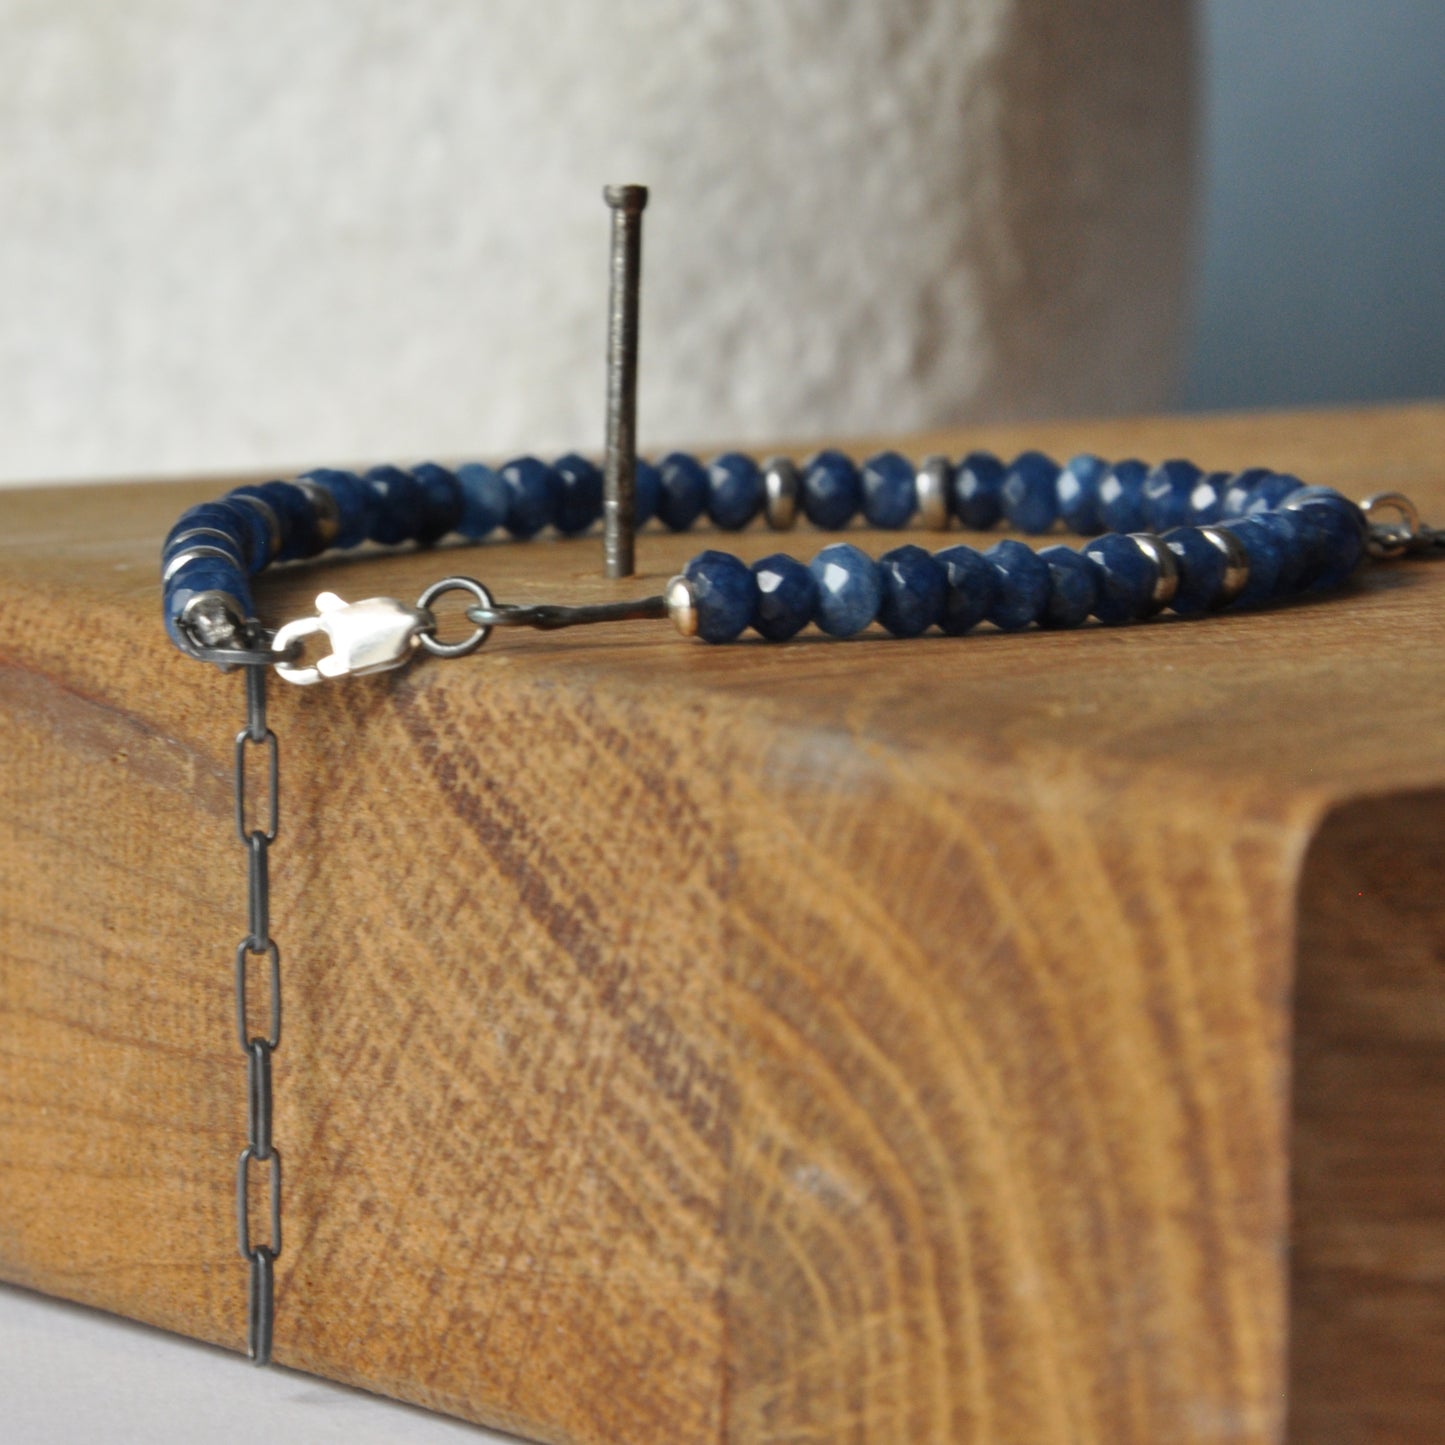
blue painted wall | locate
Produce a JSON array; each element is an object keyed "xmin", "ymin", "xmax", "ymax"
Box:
[{"xmin": 1186, "ymin": 0, "xmax": 1445, "ymax": 409}]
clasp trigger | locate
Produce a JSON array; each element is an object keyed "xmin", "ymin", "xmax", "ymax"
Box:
[{"xmin": 271, "ymin": 592, "xmax": 430, "ymax": 685}]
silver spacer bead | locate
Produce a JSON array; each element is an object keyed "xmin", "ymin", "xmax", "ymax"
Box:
[
  {"xmin": 916, "ymin": 455, "xmax": 952, "ymax": 531},
  {"xmin": 162, "ymin": 544, "xmax": 243, "ymax": 583},
  {"xmin": 166, "ymin": 525, "xmax": 243, "ymax": 556},
  {"xmin": 1128, "ymin": 533, "xmax": 1180, "ymax": 612},
  {"xmin": 762, "ymin": 456, "xmax": 801, "ymax": 530},
  {"xmin": 664, "ymin": 574, "xmax": 699, "ymax": 637},
  {"xmin": 295, "ymin": 477, "xmax": 341, "ymax": 548},
  {"xmin": 179, "ymin": 590, "xmax": 246, "ymax": 649},
  {"xmin": 1198, "ymin": 525, "xmax": 1250, "ymax": 607},
  {"xmin": 231, "ymin": 493, "xmax": 282, "ymax": 563}
]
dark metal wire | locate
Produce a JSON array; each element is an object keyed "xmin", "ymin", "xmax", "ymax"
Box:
[{"xmin": 465, "ymin": 596, "xmax": 667, "ymax": 632}]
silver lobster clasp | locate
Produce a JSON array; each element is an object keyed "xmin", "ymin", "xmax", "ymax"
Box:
[{"xmin": 271, "ymin": 592, "xmax": 430, "ymax": 685}]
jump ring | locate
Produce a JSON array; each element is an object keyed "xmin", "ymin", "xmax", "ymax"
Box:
[{"xmin": 415, "ymin": 577, "xmax": 495, "ymax": 658}]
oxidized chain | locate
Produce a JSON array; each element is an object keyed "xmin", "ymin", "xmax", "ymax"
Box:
[{"xmin": 233, "ymin": 654, "xmax": 282, "ymax": 1363}]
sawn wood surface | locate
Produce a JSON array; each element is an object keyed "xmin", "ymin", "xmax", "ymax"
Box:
[{"xmin": 1, "ymin": 403, "xmax": 1442, "ymax": 1443}]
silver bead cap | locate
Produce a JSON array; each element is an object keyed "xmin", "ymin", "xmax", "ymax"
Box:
[
  {"xmin": 916, "ymin": 455, "xmax": 952, "ymax": 531},
  {"xmin": 664, "ymin": 575, "xmax": 699, "ymax": 637},
  {"xmin": 761, "ymin": 456, "xmax": 801, "ymax": 530},
  {"xmin": 1198, "ymin": 525, "xmax": 1250, "ymax": 607},
  {"xmin": 1128, "ymin": 533, "xmax": 1180, "ymax": 612}
]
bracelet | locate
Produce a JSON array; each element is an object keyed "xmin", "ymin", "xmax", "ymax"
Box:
[
  {"xmin": 164, "ymin": 444, "xmax": 1440, "ymax": 1366},
  {"xmin": 162, "ymin": 448, "xmax": 1423, "ymax": 677}
]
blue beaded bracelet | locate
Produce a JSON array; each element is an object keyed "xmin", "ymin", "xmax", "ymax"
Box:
[{"xmin": 163, "ymin": 447, "xmax": 1435, "ymax": 676}]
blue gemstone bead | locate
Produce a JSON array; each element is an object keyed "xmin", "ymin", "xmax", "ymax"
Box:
[
  {"xmin": 635, "ymin": 458, "xmax": 661, "ymax": 527},
  {"xmin": 1187, "ymin": 470, "xmax": 1230, "ymax": 525},
  {"xmin": 1142, "ymin": 459, "xmax": 1202, "ymax": 533},
  {"xmin": 1219, "ymin": 467, "xmax": 1274, "ymax": 520},
  {"xmin": 231, "ymin": 480, "xmax": 322, "ymax": 561},
  {"xmin": 1096, "ymin": 460, "xmax": 1150, "ymax": 533},
  {"xmin": 553, "ymin": 452, "xmax": 604, "ymax": 536},
  {"xmin": 1001, "ymin": 451, "xmax": 1060, "ymax": 535},
  {"xmin": 801, "ymin": 450, "xmax": 861, "ymax": 530},
  {"xmin": 1287, "ymin": 492, "xmax": 1366, "ymax": 590},
  {"xmin": 455, "ymin": 462, "xmax": 509, "ymax": 539},
  {"xmin": 953, "ymin": 451, "xmax": 1005, "ymax": 530},
  {"xmin": 162, "ymin": 529, "xmax": 245, "ymax": 575},
  {"xmin": 1037, "ymin": 545, "xmax": 1097, "ymax": 629},
  {"xmin": 1251, "ymin": 510, "xmax": 1310, "ymax": 597},
  {"xmin": 167, "ymin": 501, "xmax": 272, "ymax": 573},
  {"xmin": 985, "ymin": 539, "xmax": 1051, "ymax": 631},
  {"xmin": 1242, "ymin": 472, "xmax": 1305, "ymax": 515},
  {"xmin": 751, "ymin": 553, "xmax": 817, "ymax": 641},
  {"xmin": 501, "ymin": 455, "xmax": 561, "ymax": 539},
  {"xmin": 810, "ymin": 543, "xmax": 882, "ymax": 637},
  {"xmin": 163, "ymin": 558, "xmax": 254, "ymax": 645},
  {"xmin": 411, "ymin": 461, "xmax": 464, "ymax": 544},
  {"xmin": 1056, "ymin": 454, "xmax": 1108, "ymax": 534},
  {"xmin": 934, "ymin": 544, "xmax": 998, "ymax": 634},
  {"xmin": 301, "ymin": 468, "xmax": 376, "ymax": 549},
  {"xmin": 1162, "ymin": 527, "xmax": 1228, "ymax": 615},
  {"xmin": 861, "ymin": 452, "xmax": 916, "ymax": 529},
  {"xmin": 706, "ymin": 452, "xmax": 763, "ymax": 531},
  {"xmin": 1083, "ymin": 533, "xmax": 1159, "ymax": 623},
  {"xmin": 683, "ymin": 550, "xmax": 758, "ymax": 644},
  {"xmin": 657, "ymin": 452, "xmax": 709, "ymax": 532},
  {"xmin": 363, "ymin": 464, "xmax": 425, "ymax": 545},
  {"xmin": 876, "ymin": 545, "xmax": 945, "ymax": 637},
  {"xmin": 1224, "ymin": 516, "xmax": 1283, "ymax": 608}
]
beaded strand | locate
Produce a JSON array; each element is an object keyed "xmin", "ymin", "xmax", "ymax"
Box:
[{"xmin": 162, "ymin": 448, "xmax": 1368, "ymax": 652}]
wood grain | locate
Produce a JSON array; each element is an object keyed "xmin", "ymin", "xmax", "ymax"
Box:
[{"xmin": 1, "ymin": 403, "xmax": 1443, "ymax": 1443}]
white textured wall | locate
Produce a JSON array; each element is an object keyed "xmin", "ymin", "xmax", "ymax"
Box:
[{"xmin": 0, "ymin": 1, "xmax": 1192, "ymax": 486}]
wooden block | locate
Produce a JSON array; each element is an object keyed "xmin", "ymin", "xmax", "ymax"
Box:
[{"xmin": 1, "ymin": 403, "xmax": 1443, "ymax": 1443}]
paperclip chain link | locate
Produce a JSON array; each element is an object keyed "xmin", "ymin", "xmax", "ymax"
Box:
[{"xmin": 233, "ymin": 662, "xmax": 281, "ymax": 1364}]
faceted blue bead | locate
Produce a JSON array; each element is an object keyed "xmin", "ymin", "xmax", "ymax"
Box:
[
  {"xmin": 163, "ymin": 559, "xmax": 254, "ymax": 645},
  {"xmin": 1001, "ymin": 451, "xmax": 1060, "ymax": 535},
  {"xmin": 1162, "ymin": 526, "xmax": 1227, "ymax": 616},
  {"xmin": 231, "ymin": 480, "xmax": 321, "ymax": 561},
  {"xmin": 1187, "ymin": 470, "xmax": 1230, "ymax": 525},
  {"xmin": 411, "ymin": 461, "xmax": 464, "ymax": 544},
  {"xmin": 657, "ymin": 452, "xmax": 709, "ymax": 532},
  {"xmin": 934, "ymin": 544, "xmax": 998, "ymax": 634},
  {"xmin": 985, "ymin": 539, "xmax": 1050, "ymax": 631},
  {"xmin": 1142, "ymin": 459, "xmax": 1202, "ymax": 533},
  {"xmin": 1286, "ymin": 493, "xmax": 1366, "ymax": 590},
  {"xmin": 501, "ymin": 455, "xmax": 561, "ymax": 539},
  {"xmin": 162, "ymin": 528, "xmax": 245, "ymax": 576},
  {"xmin": 876, "ymin": 545, "xmax": 945, "ymax": 637},
  {"xmin": 751, "ymin": 553, "xmax": 817, "ymax": 641},
  {"xmin": 1241, "ymin": 472, "xmax": 1305, "ymax": 516},
  {"xmin": 809, "ymin": 543, "xmax": 882, "ymax": 637},
  {"xmin": 553, "ymin": 452, "xmax": 604, "ymax": 536},
  {"xmin": 706, "ymin": 452, "xmax": 763, "ymax": 531},
  {"xmin": 455, "ymin": 462, "xmax": 509, "ymax": 539},
  {"xmin": 1056, "ymin": 454, "xmax": 1108, "ymax": 534},
  {"xmin": 953, "ymin": 451, "xmax": 1005, "ymax": 530},
  {"xmin": 1251, "ymin": 510, "xmax": 1310, "ymax": 597},
  {"xmin": 684, "ymin": 550, "xmax": 759, "ymax": 643},
  {"xmin": 1224, "ymin": 516, "xmax": 1283, "ymax": 608},
  {"xmin": 1096, "ymin": 460, "xmax": 1149, "ymax": 533},
  {"xmin": 801, "ymin": 449, "xmax": 861, "ymax": 530},
  {"xmin": 168, "ymin": 501, "xmax": 271, "ymax": 574},
  {"xmin": 1220, "ymin": 467, "xmax": 1273, "ymax": 520},
  {"xmin": 1083, "ymin": 533, "xmax": 1159, "ymax": 623},
  {"xmin": 1038, "ymin": 545, "xmax": 1097, "ymax": 629},
  {"xmin": 635, "ymin": 458, "xmax": 661, "ymax": 527},
  {"xmin": 363, "ymin": 464, "xmax": 424, "ymax": 546},
  {"xmin": 861, "ymin": 452, "xmax": 917, "ymax": 529},
  {"xmin": 301, "ymin": 468, "xmax": 375, "ymax": 549}
]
